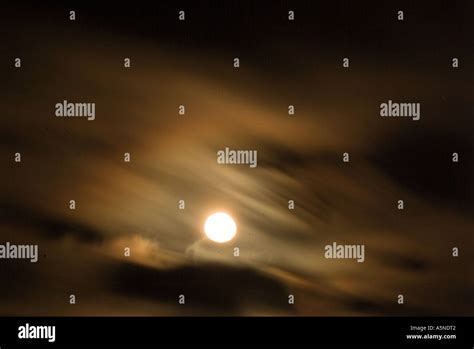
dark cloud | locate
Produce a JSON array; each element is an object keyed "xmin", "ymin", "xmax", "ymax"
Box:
[
  {"xmin": 108, "ymin": 262, "xmax": 293, "ymax": 314},
  {"xmin": 372, "ymin": 250, "xmax": 429, "ymax": 272},
  {"xmin": 370, "ymin": 131, "xmax": 473, "ymax": 210},
  {"xmin": 1, "ymin": 202, "xmax": 104, "ymax": 244}
]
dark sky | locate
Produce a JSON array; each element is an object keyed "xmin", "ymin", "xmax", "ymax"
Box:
[{"xmin": 0, "ymin": 0, "xmax": 473, "ymax": 316}]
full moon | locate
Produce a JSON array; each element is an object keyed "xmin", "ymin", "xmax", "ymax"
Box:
[{"xmin": 204, "ymin": 212, "xmax": 237, "ymax": 243}]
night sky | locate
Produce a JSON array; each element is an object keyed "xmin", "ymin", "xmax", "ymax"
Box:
[{"xmin": 1, "ymin": 0, "xmax": 473, "ymax": 316}]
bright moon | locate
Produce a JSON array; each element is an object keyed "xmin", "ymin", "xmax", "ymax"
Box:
[{"xmin": 204, "ymin": 212, "xmax": 237, "ymax": 243}]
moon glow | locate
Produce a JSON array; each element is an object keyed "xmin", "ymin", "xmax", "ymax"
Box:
[{"xmin": 204, "ymin": 212, "xmax": 237, "ymax": 243}]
